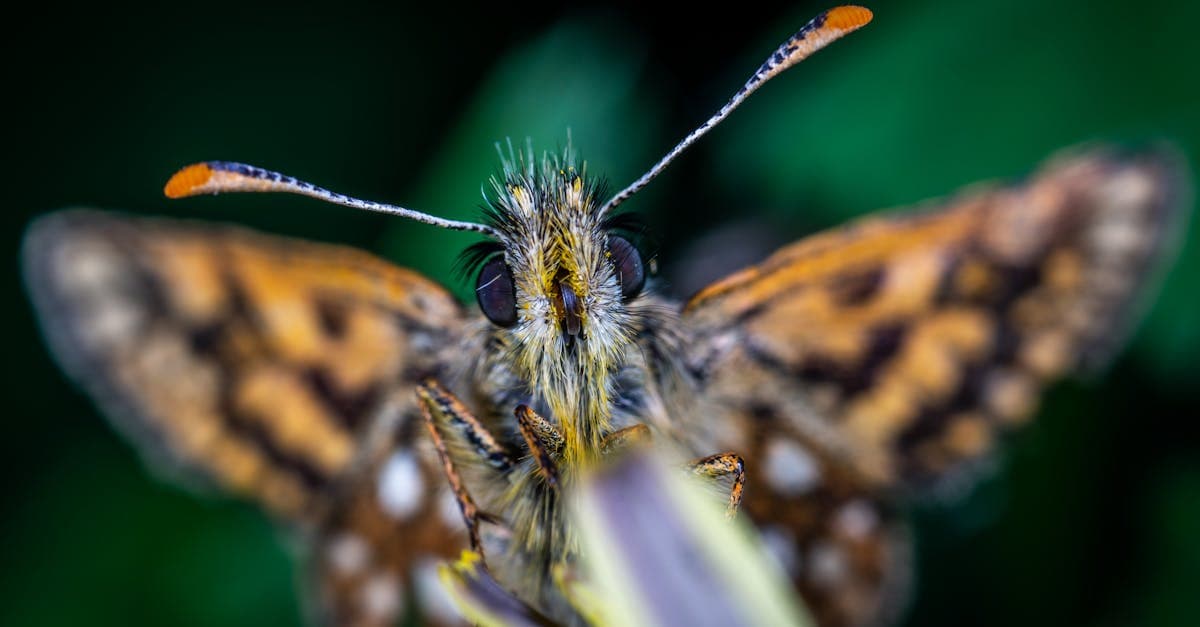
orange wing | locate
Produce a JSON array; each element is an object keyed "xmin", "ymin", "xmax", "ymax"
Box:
[
  {"xmin": 23, "ymin": 211, "xmax": 471, "ymax": 626},
  {"xmin": 679, "ymin": 146, "xmax": 1185, "ymax": 625}
]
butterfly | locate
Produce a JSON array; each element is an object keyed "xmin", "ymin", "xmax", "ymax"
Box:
[{"xmin": 20, "ymin": 5, "xmax": 1187, "ymax": 626}]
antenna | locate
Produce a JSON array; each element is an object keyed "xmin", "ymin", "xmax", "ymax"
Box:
[
  {"xmin": 599, "ymin": 5, "xmax": 873, "ymax": 216},
  {"xmin": 164, "ymin": 161, "xmax": 498, "ymax": 236}
]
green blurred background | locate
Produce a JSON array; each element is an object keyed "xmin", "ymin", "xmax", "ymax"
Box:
[{"xmin": 5, "ymin": 1, "xmax": 1199, "ymax": 625}]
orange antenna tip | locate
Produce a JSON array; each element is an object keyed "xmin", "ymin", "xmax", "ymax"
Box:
[
  {"xmin": 163, "ymin": 163, "xmax": 215, "ymax": 198},
  {"xmin": 825, "ymin": 6, "xmax": 873, "ymax": 31},
  {"xmin": 160, "ymin": 160, "xmax": 497, "ymax": 235}
]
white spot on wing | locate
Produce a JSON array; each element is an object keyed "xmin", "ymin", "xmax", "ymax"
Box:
[
  {"xmin": 359, "ymin": 571, "xmax": 404, "ymax": 621},
  {"xmin": 326, "ymin": 533, "xmax": 370, "ymax": 576},
  {"xmin": 808, "ymin": 541, "xmax": 848, "ymax": 588},
  {"xmin": 377, "ymin": 450, "xmax": 424, "ymax": 520},
  {"xmin": 833, "ymin": 500, "xmax": 879, "ymax": 540},
  {"xmin": 764, "ymin": 439, "xmax": 821, "ymax": 496},
  {"xmin": 55, "ymin": 238, "xmax": 124, "ymax": 290},
  {"xmin": 1107, "ymin": 169, "xmax": 1155, "ymax": 206},
  {"xmin": 1090, "ymin": 220, "xmax": 1145, "ymax": 257},
  {"xmin": 54, "ymin": 239, "xmax": 145, "ymax": 349},
  {"xmin": 87, "ymin": 300, "xmax": 142, "ymax": 347}
]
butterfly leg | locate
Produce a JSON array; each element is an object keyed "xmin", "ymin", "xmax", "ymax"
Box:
[
  {"xmin": 600, "ymin": 424, "xmax": 651, "ymax": 455},
  {"xmin": 416, "ymin": 378, "xmax": 512, "ymax": 555},
  {"xmin": 689, "ymin": 453, "xmax": 746, "ymax": 518},
  {"xmin": 515, "ymin": 405, "xmax": 563, "ymax": 490}
]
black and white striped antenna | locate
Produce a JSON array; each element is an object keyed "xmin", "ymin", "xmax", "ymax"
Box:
[{"xmin": 599, "ymin": 5, "xmax": 872, "ymax": 216}]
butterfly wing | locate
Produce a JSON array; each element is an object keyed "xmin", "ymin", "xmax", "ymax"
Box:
[
  {"xmin": 684, "ymin": 146, "xmax": 1184, "ymax": 489},
  {"xmin": 679, "ymin": 146, "xmax": 1186, "ymax": 624},
  {"xmin": 23, "ymin": 210, "xmax": 471, "ymax": 625}
]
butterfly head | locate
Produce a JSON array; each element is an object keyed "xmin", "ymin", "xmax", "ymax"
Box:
[{"xmin": 467, "ymin": 148, "xmax": 648, "ymax": 458}]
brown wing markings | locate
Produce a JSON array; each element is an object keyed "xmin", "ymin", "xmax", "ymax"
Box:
[
  {"xmin": 204, "ymin": 231, "xmax": 465, "ymax": 495},
  {"xmin": 685, "ymin": 203, "xmax": 980, "ymax": 315},
  {"xmin": 875, "ymin": 251, "xmax": 1089, "ymax": 483},
  {"xmin": 167, "ymin": 263, "xmax": 347, "ymax": 511},
  {"xmin": 314, "ymin": 296, "xmax": 351, "ymax": 338},
  {"xmin": 301, "ymin": 289, "xmax": 464, "ymax": 432},
  {"xmin": 795, "ymin": 323, "xmax": 908, "ymax": 398},
  {"xmin": 828, "ymin": 266, "xmax": 886, "ymax": 306},
  {"xmin": 888, "ymin": 358, "xmax": 991, "ymax": 482},
  {"xmin": 743, "ymin": 321, "xmax": 908, "ymax": 404},
  {"xmin": 304, "ymin": 367, "xmax": 386, "ymax": 433}
]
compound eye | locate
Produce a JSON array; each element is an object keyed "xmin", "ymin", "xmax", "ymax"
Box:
[
  {"xmin": 476, "ymin": 256, "xmax": 518, "ymax": 327},
  {"xmin": 607, "ymin": 235, "xmax": 645, "ymax": 301}
]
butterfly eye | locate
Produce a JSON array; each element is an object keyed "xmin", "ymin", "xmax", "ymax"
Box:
[
  {"xmin": 476, "ymin": 256, "xmax": 518, "ymax": 327},
  {"xmin": 607, "ymin": 235, "xmax": 645, "ymax": 301}
]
